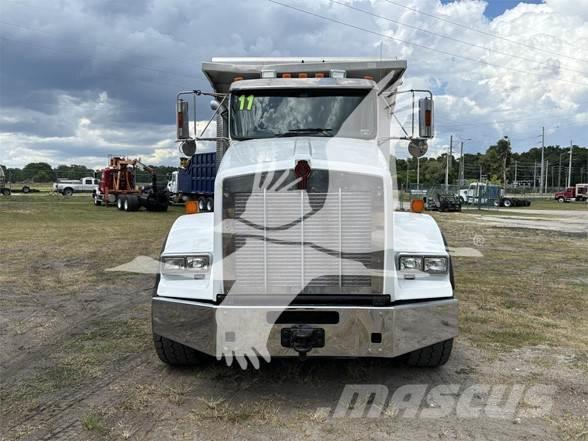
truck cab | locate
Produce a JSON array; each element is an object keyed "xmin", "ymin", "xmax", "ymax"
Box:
[
  {"xmin": 152, "ymin": 58, "xmax": 457, "ymax": 369},
  {"xmin": 555, "ymin": 184, "xmax": 588, "ymax": 202}
]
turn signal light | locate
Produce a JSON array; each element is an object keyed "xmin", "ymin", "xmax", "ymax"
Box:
[
  {"xmin": 185, "ymin": 200, "xmax": 199, "ymax": 214},
  {"xmin": 282, "ymin": 73, "xmax": 292, "ymax": 78},
  {"xmin": 410, "ymin": 199, "xmax": 425, "ymax": 213}
]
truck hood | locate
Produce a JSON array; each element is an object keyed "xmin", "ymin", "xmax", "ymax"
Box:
[{"xmin": 216, "ymin": 137, "xmax": 388, "ymax": 180}]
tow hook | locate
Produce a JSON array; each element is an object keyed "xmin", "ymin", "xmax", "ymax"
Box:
[{"xmin": 281, "ymin": 325, "xmax": 325, "ymax": 360}]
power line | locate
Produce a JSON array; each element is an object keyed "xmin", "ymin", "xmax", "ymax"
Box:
[
  {"xmin": 267, "ymin": 1, "xmax": 588, "ymax": 88},
  {"xmin": 331, "ymin": 0, "xmax": 588, "ymax": 77},
  {"xmin": 381, "ymin": 0, "xmax": 588, "ymax": 63}
]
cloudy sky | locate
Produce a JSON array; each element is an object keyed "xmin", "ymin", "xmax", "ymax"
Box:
[{"xmin": 0, "ymin": 0, "xmax": 587, "ymax": 168}]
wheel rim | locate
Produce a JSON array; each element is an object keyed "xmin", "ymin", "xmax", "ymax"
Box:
[{"xmin": 206, "ymin": 200, "xmax": 213, "ymax": 211}]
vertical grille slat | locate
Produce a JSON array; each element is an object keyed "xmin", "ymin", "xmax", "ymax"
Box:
[{"xmin": 229, "ymin": 190, "xmax": 375, "ymax": 294}]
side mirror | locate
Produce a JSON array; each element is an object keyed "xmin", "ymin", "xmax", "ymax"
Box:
[
  {"xmin": 210, "ymin": 99, "xmax": 220, "ymax": 111},
  {"xmin": 418, "ymin": 97, "xmax": 434, "ymax": 139},
  {"xmin": 177, "ymin": 100, "xmax": 190, "ymax": 139}
]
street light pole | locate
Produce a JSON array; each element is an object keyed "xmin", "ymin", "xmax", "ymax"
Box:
[
  {"xmin": 567, "ymin": 140, "xmax": 573, "ymax": 187},
  {"xmin": 540, "ymin": 126, "xmax": 545, "ymax": 194},
  {"xmin": 445, "ymin": 135, "xmax": 453, "ymax": 191}
]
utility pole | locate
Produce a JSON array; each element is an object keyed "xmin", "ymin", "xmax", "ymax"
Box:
[
  {"xmin": 567, "ymin": 140, "xmax": 573, "ymax": 188},
  {"xmin": 514, "ymin": 160, "xmax": 518, "ymax": 186},
  {"xmin": 445, "ymin": 135, "xmax": 453, "ymax": 191},
  {"xmin": 459, "ymin": 141, "xmax": 464, "ymax": 187},
  {"xmin": 540, "ymin": 126, "xmax": 545, "ymax": 194},
  {"xmin": 545, "ymin": 159, "xmax": 549, "ymax": 193},
  {"xmin": 558, "ymin": 153, "xmax": 563, "ymax": 189},
  {"xmin": 533, "ymin": 161, "xmax": 537, "ymax": 192}
]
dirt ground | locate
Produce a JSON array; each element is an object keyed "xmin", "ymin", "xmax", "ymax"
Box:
[{"xmin": 1, "ymin": 195, "xmax": 586, "ymax": 441}]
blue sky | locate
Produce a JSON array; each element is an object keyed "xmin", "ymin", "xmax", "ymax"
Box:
[{"xmin": 441, "ymin": 0, "xmax": 544, "ymax": 18}]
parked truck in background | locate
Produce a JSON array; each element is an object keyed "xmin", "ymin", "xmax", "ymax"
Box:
[
  {"xmin": 93, "ymin": 156, "xmax": 168, "ymax": 211},
  {"xmin": 152, "ymin": 58, "xmax": 457, "ymax": 369},
  {"xmin": 53, "ymin": 177, "xmax": 99, "ymax": 196},
  {"xmin": 555, "ymin": 184, "xmax": 588, "ymax": 202},
  {"xmin": 459, "ymin": 182, "xmax": 530, "ymax": 207},
  {"xmin": 167, "ymin": 152, "xmax": 216, "ymax": 211}
]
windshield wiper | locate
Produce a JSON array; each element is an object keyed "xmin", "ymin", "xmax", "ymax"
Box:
[{"xmin": 276, "ymin": 128, "xmax": 333, "ymax": 137}]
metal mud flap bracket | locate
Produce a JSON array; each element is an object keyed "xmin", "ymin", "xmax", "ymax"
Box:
[{"xmin": 280, "ymin": 325, "xmax": 325, "ymax": 359}]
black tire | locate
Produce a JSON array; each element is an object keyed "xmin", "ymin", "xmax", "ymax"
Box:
[
  {"xmin": 206, "ymin": 197, "xmax": 213, "ymax": 212},
  {"xmin": 62, "ymin": 187, "xmax": 73, "ymax": 197},
  {"xmin": 405, "ymin": 339, "xmax": 453, "ymax": 367},
  {"xmin": 198, "ymin": 196, "xmax": 206, "ymax": 212},
  {"xmin": 503, "ymin": 198, "xmax": 512, "ymax": 207},
  {"xmin": 557, "ymin": 197, "xmax": 565, "ymax": 203},
  {"xmin": 153, "ymin": 333, "xmax": 210, "ymax": 366},
  {"xmin": 117, "ymin": 195, "xmax": 126, "ymax": 210},
  {"xmin": 126, "ymin": 195, "xmax": 141, "ymax": 211},
  {"xmin": 93, "ymin": 197, "xmax": 102, "ymax": 206},
  {"xmin": 22, "ymin": 186, "xmax": 30, "ymax": 193},
  {"xmin": 1, "ymin": 188, "xmax": 10, "ymax": 196}
]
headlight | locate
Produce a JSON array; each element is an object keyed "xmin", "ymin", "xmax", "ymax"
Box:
[
  {"xmin": 398, "ymin": 255, "xmax": 448, "ymax": 274},
  {"xmin": 399, "ymin": 256, "xmax": 423, "ymax": 271},
  {"xmin": 161, "ymin": 254, "xmax": 211, "ymax": 277},
  {"xmin": 424, "ymin": 257, "xmax": 448, "ymax": 274}
]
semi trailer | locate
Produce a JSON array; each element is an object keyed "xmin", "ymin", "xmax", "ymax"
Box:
[{"xmin": 152, "ymin": 58, "xmax": 457, "ymax": 369}]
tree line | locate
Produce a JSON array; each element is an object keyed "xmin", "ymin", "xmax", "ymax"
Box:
[
  {"xmin": 2, "ymin": 140, "xmax": 587, "ymax": 187},
  {"xmin": 0, "ymin": 163, "xmax": 178, "ymax": 183},
  {"xmin": 395, "ymin": 140, "xmax": 588, "ymax": 189}
]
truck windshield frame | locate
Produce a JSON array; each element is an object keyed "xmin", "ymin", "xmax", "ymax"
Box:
[{"xmin": 229, "ymin": 88, "xmax": 376, "ymax": 141}]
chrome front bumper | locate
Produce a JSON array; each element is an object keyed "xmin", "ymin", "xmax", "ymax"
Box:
[{"xmin": 151, "ymin": 297, "xmax": 458, "ymax": 358}]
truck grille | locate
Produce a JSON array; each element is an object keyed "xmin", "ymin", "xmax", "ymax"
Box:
[{"xmin": 222, "ymin": 172, "xmax": 384, "ymax": 296}]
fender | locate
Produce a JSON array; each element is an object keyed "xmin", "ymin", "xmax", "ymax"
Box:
[{"xmin": 157, "ymin": 213, "xmax": 215, "ymax": 301}]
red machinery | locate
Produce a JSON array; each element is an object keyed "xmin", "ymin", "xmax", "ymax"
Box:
[{"xmin": 93, "ymin": 156, "xmax": 168, "ymax": 211}]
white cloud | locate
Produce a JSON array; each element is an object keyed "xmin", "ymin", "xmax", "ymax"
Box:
[{"xmin": 0, "ymin": 0, "xmax": 586, "ymax": 167}]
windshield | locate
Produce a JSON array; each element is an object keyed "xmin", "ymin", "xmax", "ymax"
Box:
[{"xmin": 230, "ymin": 88, "xmax": 376, "ymax": 140}]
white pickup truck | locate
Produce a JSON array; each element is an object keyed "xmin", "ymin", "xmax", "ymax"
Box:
[
  {"xmin": 152, "ymin": 58, "xmax": 457, "ymax": 369},
  {"xmin": 53, "ymin": 177, "xmax": 98, "ymax": 196}
]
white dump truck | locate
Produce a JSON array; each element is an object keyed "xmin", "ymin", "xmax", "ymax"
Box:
[{"xmin": 152, "ymin": 58, "xmax": 457, "ymax": 369}]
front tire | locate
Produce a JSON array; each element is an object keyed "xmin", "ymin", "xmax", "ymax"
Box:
[
  {"xmin": 503, "ymin": 198, "xmax": 512, "ymax": 207},
  {"xmin": 22, "ymin": 186, "xmax": 30, "ymax": 193},
  {"xmin": 405, "ymin": 339, "xmax": 453, "ymax": 367},
  {"xmin": 557, "ymin": 197, "xmax": 565, "ymax": 203},
  {"xmin": 153, "ymin": 333, "xmax": 210, "ymax": 366},
  {"xmin": 62, "ymin": 187, "xmax": 73, "ymax": 197}
]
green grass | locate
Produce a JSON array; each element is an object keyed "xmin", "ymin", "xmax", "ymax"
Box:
[
  {"xmin": 81, "ymin": 412, "xmax": 109, "ymax": 436},
  {"xmin": 0, "ymin": 194, "xmax": 184, "ymax": 296},
  {"xmin": 433, "ymin": 211, "xmax": 588, "ymax": 354},
  {"xmin": 516, "ymin": 198, "xmax": 588, "ymax": 210}
]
